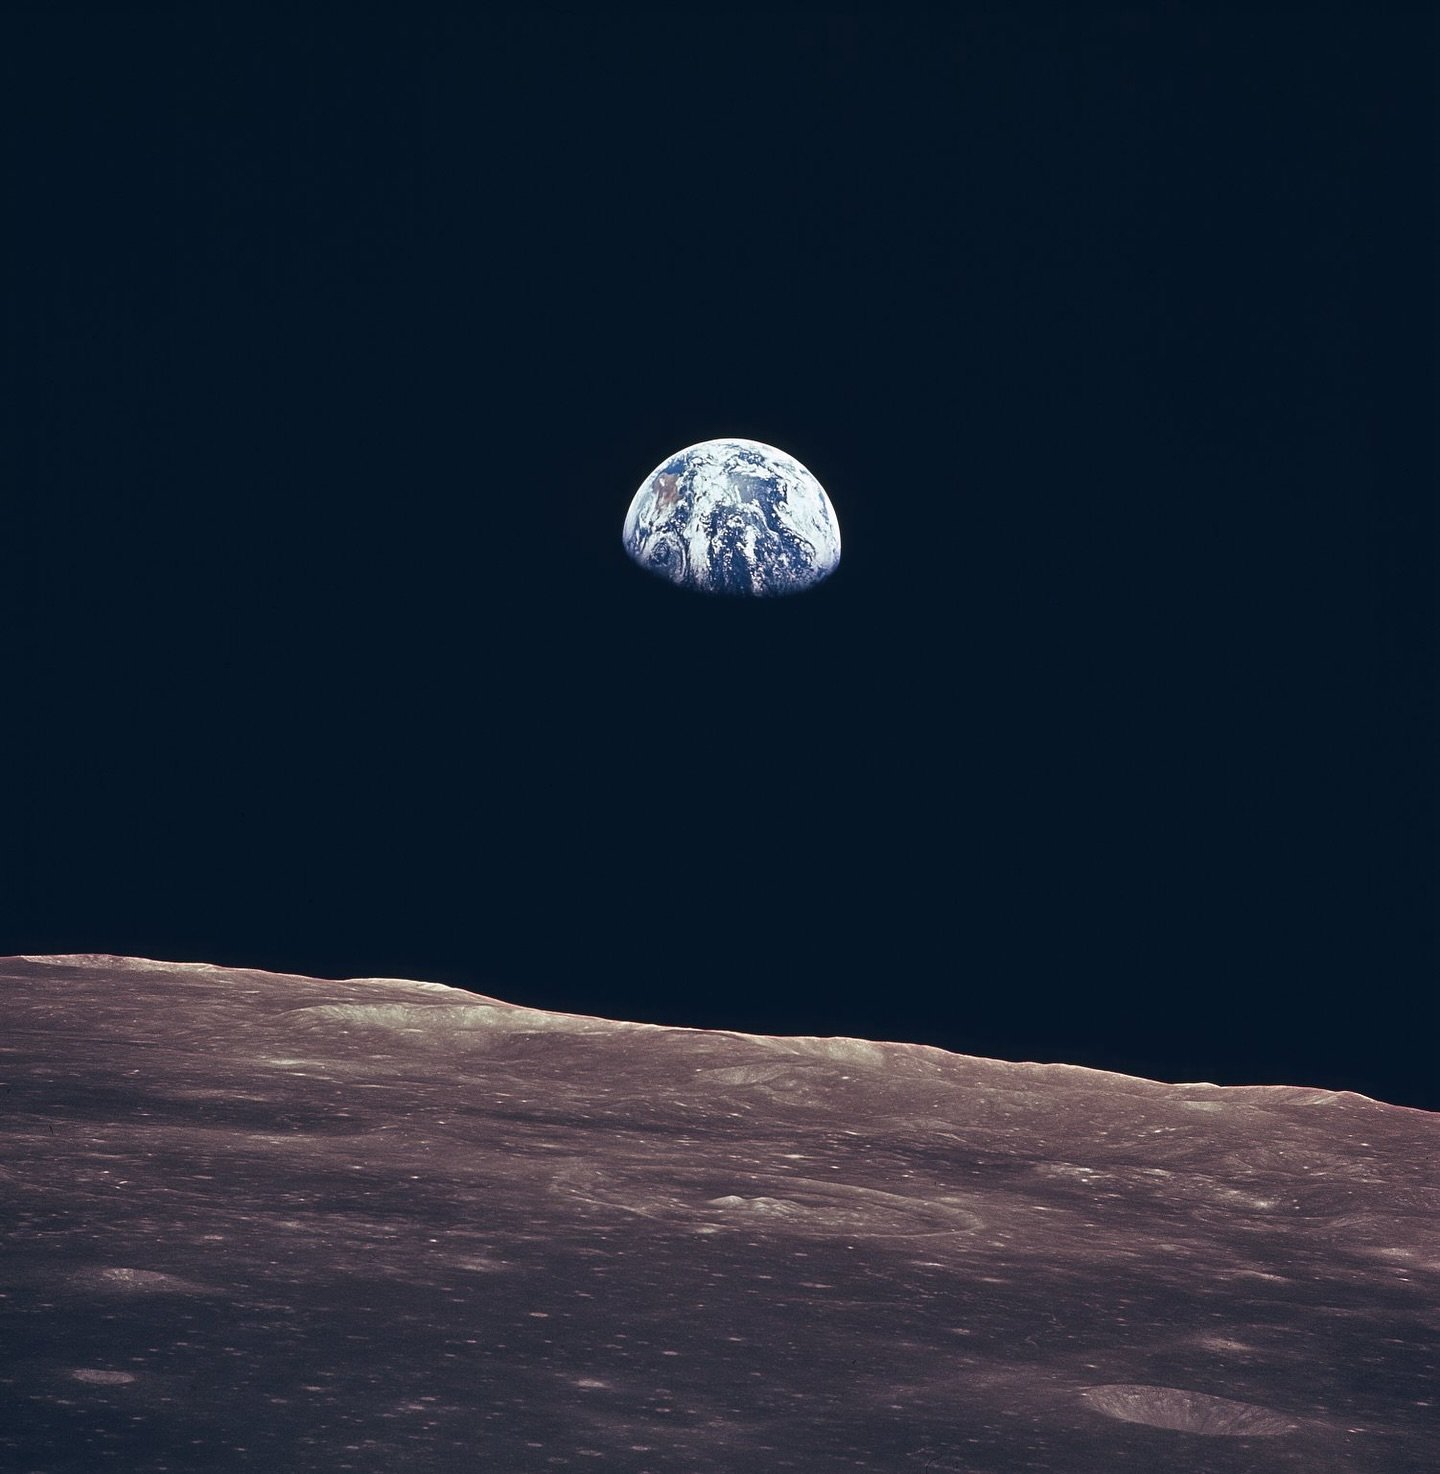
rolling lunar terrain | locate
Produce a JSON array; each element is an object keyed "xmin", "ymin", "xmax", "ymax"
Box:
[{"xmin": 2, "ymin": 955, "xmax": 1435, "ymax": 1473}]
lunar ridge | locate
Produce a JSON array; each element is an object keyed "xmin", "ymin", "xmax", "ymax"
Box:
[{"xmin": 2, "ymin": 954, "xmax": 1435, "ymax": 1473}]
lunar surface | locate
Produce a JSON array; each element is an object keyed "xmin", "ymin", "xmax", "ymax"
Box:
[
  {"xmin": 622, "ymin": 438, "xmax": 841, "ymax": 595},
  {"xmin": 2, "ymin": 956, "xmax": 1436, "ymax": 1472}
]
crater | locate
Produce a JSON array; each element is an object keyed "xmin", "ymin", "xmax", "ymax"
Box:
[
  {"xmin": 700, "ymin": 1185, "xmax": 982, "ymax": 1237},
  {"xmin": 1079, "ymin": 1384, "xmax": 1298, "ymax": 1436},
  {"xmin": 69, "ymin": 1267, "xmax": 209, "ymax": 1295}
]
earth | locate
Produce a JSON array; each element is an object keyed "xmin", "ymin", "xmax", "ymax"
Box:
[{"xmin": 622, "ymin": 438, "xmax": 841, "ymax": 596}]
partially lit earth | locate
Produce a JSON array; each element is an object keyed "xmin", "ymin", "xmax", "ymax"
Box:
[
  {"xmin": 622, "ymin": 438, "xmax": 840, "ymax": 596},
  {"xmin": 2, "ymin": 956, "xmax": 1435, "ymax": 1472}
]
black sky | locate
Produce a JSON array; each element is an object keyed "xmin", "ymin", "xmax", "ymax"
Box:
[{"xmin": 10, "ymin": 5, "xmax": 1436, "ymax": 1108}]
